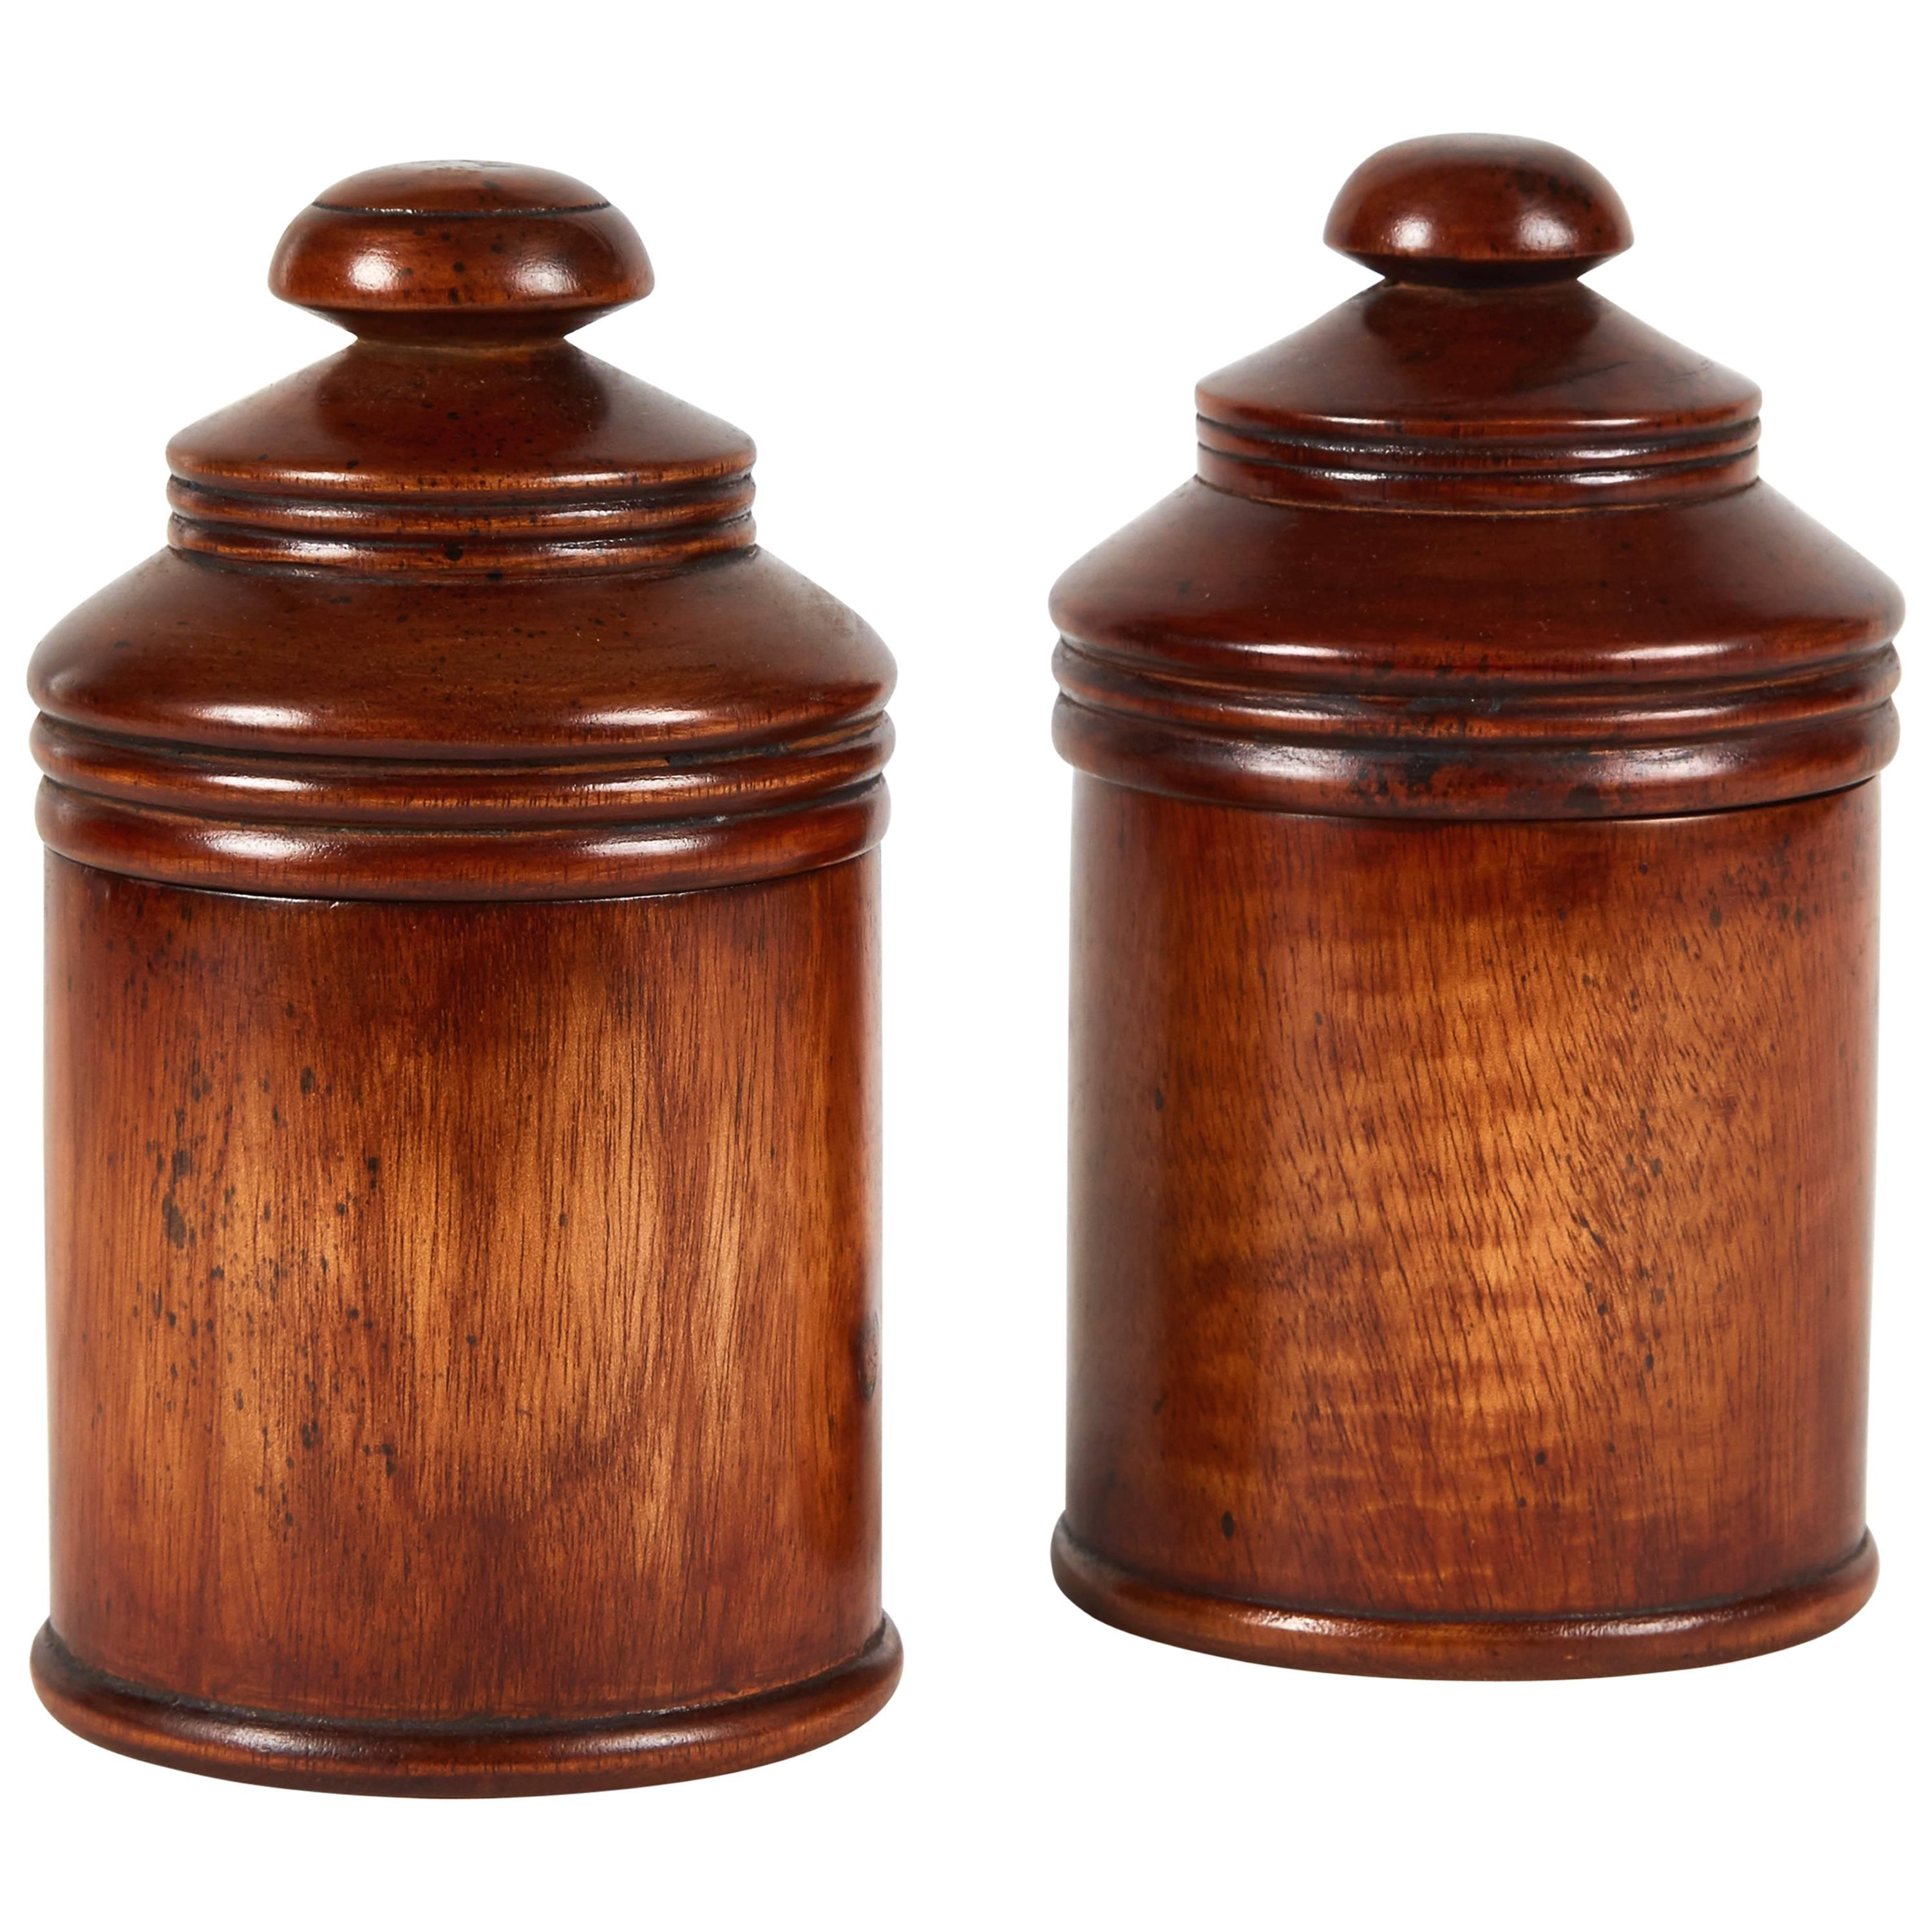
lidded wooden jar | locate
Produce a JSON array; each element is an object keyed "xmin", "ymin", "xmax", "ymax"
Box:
[
  {"xmin": 28, "ymin": 162, "xmax": 899, "ymax": 1790},
  {"xmin": 1049, "ymin": 136, "xmax": 1902, "ymax": 1677}
]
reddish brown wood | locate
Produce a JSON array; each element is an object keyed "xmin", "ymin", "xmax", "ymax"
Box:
[
  {"xmin": 1324, "ymin": 133, "xmax": 1632, "ymax": 283},
  {"xmin": 269, "ymin": 162, "xmax": 654, "ymax": 339},
  {"xmin": 29, "ymin": 161, "xmax": 898, "ymax": 1790},
  {"xmin": 1050, "ymin": 135, "xmax": 1902, "ymax": 1677}
]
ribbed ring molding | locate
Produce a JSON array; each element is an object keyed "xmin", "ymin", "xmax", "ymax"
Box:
[
  {"xmin": 166, "ymin": 471, "xmax": 755, "ymax": 576},
  {"xmin": 1196, "ymin": 411, "xmax": 1761, "ymax": 512},
  {"xmin": 1052, "ymin": 639, "xmax": 1899, "ymax": 820},
  {"xmin": 33, "ymin": 714, "xmax": 891, "ymax": 900}
]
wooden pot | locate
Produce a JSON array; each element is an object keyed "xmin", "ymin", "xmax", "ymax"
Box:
[
  {"xmin": 1049, "ymin": 136, "xmax": 1903, "ymax": 1677},
  {"xmin": 28, "ymin": 162, "xmax": 900, "ymax": 1792}
]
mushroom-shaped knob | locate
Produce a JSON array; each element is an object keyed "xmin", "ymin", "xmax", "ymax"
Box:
[
  {"xmin": 269, "ymin": 160, "xmax": 652, "ymax": 341},
  {"xmin": 1325, "ymin": 134, "xmax": 1633, "ymax": 286}
]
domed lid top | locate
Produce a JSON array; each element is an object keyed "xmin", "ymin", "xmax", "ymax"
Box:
[
  {"xmin": 270, "ymin": 160, "xmax": 654, "ymax": 338},
  {"xmin": 1323, "ymin": 133, "xmax": 1632, "ymax": 285},
  {"xmin": 1197, "ymin": 133, "xmax": 1761, "ymax": 511}
]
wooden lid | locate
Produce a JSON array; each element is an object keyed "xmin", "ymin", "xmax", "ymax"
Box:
[
  {"xmin": 30, "ymin": 162, "xmax": 893, "ymax": 900},
  {"xmin": 1051, "ymin": 135, "xmax": 1900, "ymax": 820}
]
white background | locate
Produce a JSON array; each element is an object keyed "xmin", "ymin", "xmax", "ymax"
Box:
[{"xmin": 1, "ymin": 3, "xmax": 1923, "ymax": 1925}]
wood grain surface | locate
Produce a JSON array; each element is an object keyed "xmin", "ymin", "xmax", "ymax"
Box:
[
  {"xmin": 38, "ymin": 853, "xmax": 896, "ymax": 1785},
  {"xmin": 1059, "ymin": 781, "xmax": 1879, "ymax": 1673}
]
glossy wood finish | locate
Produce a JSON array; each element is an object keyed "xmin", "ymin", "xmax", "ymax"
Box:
[
  {"xmin": 37, "ymin": 857, "xmax": 891, "ymax": 1790},
  {"xmin": 269, "ymin": 162, "xmax": 654, "ymax": 339},
  {"xmin": 1325, "ymin": 133, "xmax": 1633, "ymax": 283},
  {"xmin": 1051, "ymin": 135, "xmax": 1902, "ymax": 1676},
  {"xmin": 30, "ymin": 162, "xmax": 897, "ymax": 1789},
  {"xmin": 1059, "ymin": 784, "xmax": 1878, "ymax": 1676}
]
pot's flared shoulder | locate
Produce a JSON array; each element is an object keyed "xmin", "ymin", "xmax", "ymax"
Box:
[
  {"xmin": 31, "ymin": 546, "xmax": 893, "ymax": 760},
  {"xmin": 1052, "ymin": 478, "xmax": 1902, "ymax": 678}
]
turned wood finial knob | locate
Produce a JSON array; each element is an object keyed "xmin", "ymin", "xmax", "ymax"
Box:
[
  {"xmin": 269, "ymin": 160, "xmax": 653, "ymax": 339},
  {"xmin": 1324, "ymin": 133, "xmax": 1633, "ymax": 285}
]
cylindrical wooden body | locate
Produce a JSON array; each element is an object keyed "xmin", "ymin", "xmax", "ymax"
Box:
[
  {"xmin": 38, "ymin": 856, "xmax": 890, "ymax": 1789},
  {"xmin": 1055, "ymin": 781, "xmax": 1878, "ymax": 1674}
]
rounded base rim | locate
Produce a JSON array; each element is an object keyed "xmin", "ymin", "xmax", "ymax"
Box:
[
  {"xmin": 30, "ymin": 1616, "xmax": 902, "ymax": 1796},
  {"xmin": 1051, "ymin": 1519, "xmax": 1877, "ymax": 1680}
]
